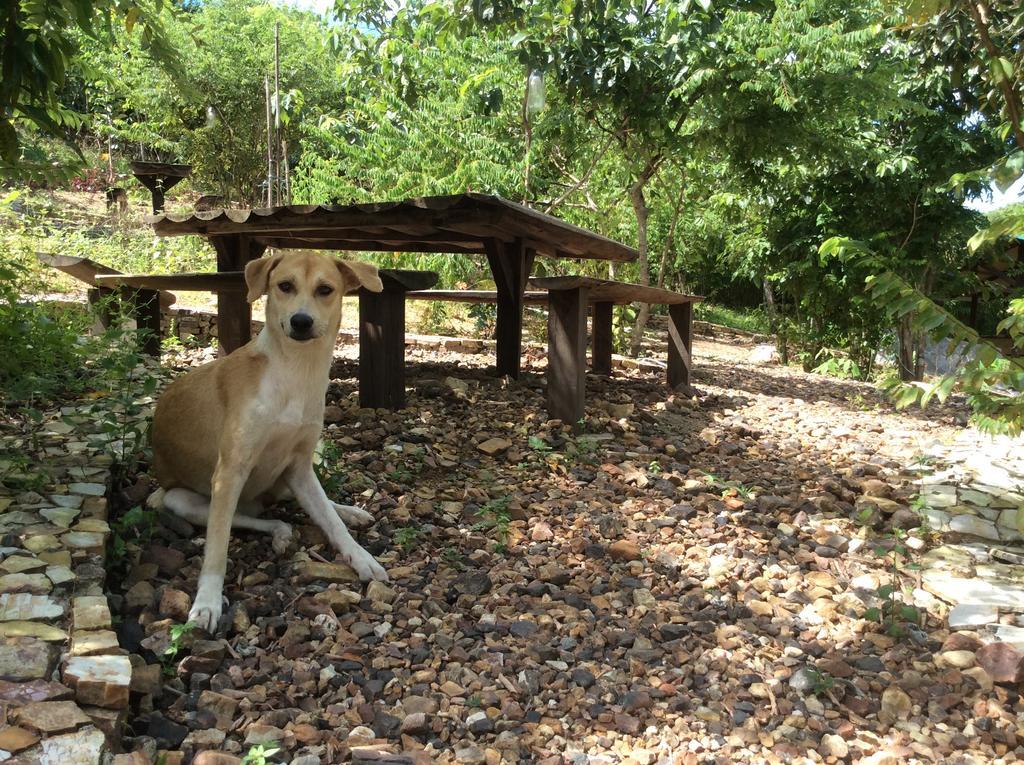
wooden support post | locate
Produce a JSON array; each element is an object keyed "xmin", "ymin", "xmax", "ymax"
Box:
[
  {"xmin": 547, "ymin": 286, "xmax": 588, "ymax": 427},
  {"xmin": 667, "ymin": 301, "xmax": 693, "ymax": 388},
  {"xmin": 210, "ymin": 235, "xmax": 266, "ymax": 356},
  {"xmin": 591, "ymin": 301, "xmax": 614, "ymax": 375},
  {"xmin": 358, "ymin": 282, "xmax": 407, "ymax": 410},
  {"xmin": 485, "ymin": 238, "xmax": 535, "ymax": 379},
  {"xmin": 87, "ymin": 288, "xmax": 114, "ymax": 332},
  {"xmin": 125, "ymin": 288, "xmax": 162, "ymax": 357}
]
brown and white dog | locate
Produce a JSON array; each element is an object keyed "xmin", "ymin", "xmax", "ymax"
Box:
[{"xmin": 151, "ymin": 250, "xmax": 389, "ymax": 632}]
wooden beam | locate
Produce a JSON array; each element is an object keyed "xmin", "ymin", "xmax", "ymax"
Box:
[
  {"xmin": 530, "ymin": 276, "xmax": 703, "ymax": 305},
  {"xmin": 125, "ymin": 288, "xmax": 162, "ymax": 357},
  {"xmin": 667, "ymin": 301, "xmax": 693, "ymax": 389},
  {"xmin": 591, "ymin": 301, "xmax": 613, "ymax": 375},
  {"xmin": 485, "ymin": 238, "xmax": 535, "ymax": 379},
  {"xmin": 95, "ymin": 272, "xmax": 245, "ymax": 292},
  {"xmin": 547, "ymin": 286, "xmax": 588, "ymax": 427}
]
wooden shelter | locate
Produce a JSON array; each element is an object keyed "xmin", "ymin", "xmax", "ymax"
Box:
[{"xmin": 147, "ymin": 193, "xmax": 639, "ymax": 378}]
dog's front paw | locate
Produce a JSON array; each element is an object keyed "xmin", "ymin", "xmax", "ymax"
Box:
[
  {"xmin": 333, "ymin": 503, "xmax": 373, "ymax": 527},
  {"xmin": 343, "ymin": 546, "xmax": 389, "ymax": 583},
  {"xmin": 189, "ymin": 592, "xmax": 222, "ymax": 634},
  {"xmin": 271, "ymin": 521, "xmax": 293, "ymax": 554}
]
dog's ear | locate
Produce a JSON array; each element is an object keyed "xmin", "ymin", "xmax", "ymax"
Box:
[
  {"xmin": 245, "ymin": 253, "xmax": 284, "ymax": 303},
  {"xmin": 336, "ymin": 260, "xmax": 383, "ymax": 293}
]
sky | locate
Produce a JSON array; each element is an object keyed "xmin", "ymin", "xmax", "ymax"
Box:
[{"xmin": 964, "ymin": 176, "xmax": 1024, "ymax": 213}]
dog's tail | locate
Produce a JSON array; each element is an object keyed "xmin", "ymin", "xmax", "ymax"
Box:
[{"xmin": 146, "ymin": 488, "xmax": 166, "ymax": 511}]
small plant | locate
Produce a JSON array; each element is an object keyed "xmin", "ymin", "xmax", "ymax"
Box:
[
  {"xmin": 648, "ymin": 460, "xmax": 663, "ymax": 475},
  {"xmin": 441, "ymin": 546, "xmax": 464, "ymax": 569},
  {"xmin": 473, "ymin": 495, "xmax": 512, "ymax": 552},
  {"xmin": 240, "ymin": 744, "xmax": 281, "ymax": 765},
  {"xmin": 811, "ymin": 349, "xmax": 862, "ymax": 380},
  {"xmin": 806, "ymin": 668, "xmax": 834, "ymax": 697},
  {"xmin": 162, "ymin": 621, "xmax": 197, "ymax": 674},
  {"xmin": 528, "ymin": 435, "xmax": 552, "ymax": 454},
  {"xmin": 314, "ymin": 439, "xmax": 347, "ymax": 499},
  {"xmin": 107, "ymin": 504, "xmax": 159, "ymax": 578},
  {"xmin": 394, "ymin": 526, "xmax": 420, "ymax": 551},
  {"xmin": 467, "ymin": 694, "xmax": 482, "ymax": 708},
  {"xmin": 863, "ymin": 529, "xmax": 921, "ymax": 637}
]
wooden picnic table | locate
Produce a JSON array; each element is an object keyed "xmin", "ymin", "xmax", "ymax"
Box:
[{"xmin": 146, "ymin": 194, "xmax": 638, "ymax": 378}]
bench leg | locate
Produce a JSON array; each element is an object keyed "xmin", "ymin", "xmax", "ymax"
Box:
[
  {"xmin": 212, "ymin": 235, "xmax": 265, "ymax": 356},
  {"xmin": 127, "ymin": 288, "xmax": 162, "ymax": 357},
  {"xmin": 667, "ymin": 302, "xmax": 693, "ymax": 388},
  {"xmin": 547, "ymin": 287, "xmax": 588, "ymax": 427},
  {"xmin": 87, "ymin": 288, "xmax": 114, "ymax": 333},
  {"xmin": 359, "ymin": 285, "xmax": 406, "ymax": 410},
  {"xmin": 485, "ymin": 238, "xmax": 535, "ymax": 379},
  {"xmin": 591, "ymin": 301, "xmax": 614, "ymax": 376}
]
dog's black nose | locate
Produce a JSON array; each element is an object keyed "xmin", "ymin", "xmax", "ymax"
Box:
[{"xmin": 290, "ymin": 313, "xmax": 314, "ymax": 333}]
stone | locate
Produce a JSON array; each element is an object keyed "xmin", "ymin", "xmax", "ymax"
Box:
[
  {"xmin": 455, "ymin": 746, "xmax": 487, "ymax": 765},
  {"xmin": 243, "ymin": 723, "xmax": 284, "ymax": 745},
  {"xmin": 64, "ymin": 655, "xmax": 132, "ymax": 709},
  {"xmin": 129, "ymin": 663, "xmax": 162, "ymax": 695},
  {"xmin": 402, "ymin": 695, "xmax": 438, "ymax": 715},
  {"xmin": 936, "ymin": 650, "xmax": 976, "ymax": 669},
  {"xmin": 148, "ymin": 546, "xmax": 186, "ymax": 576},
  {"xmin": 70, "ymin": 629, "xmax": 120, "ymax": 656},
  {"xmin": 0, "ymin": 572, "xmax": 53, "ymax": 594},
  {"xmin": 948, "ymin": 604, "xmax": 999, "ymax": 628},
  {"xmin": 976, "ymin": 642, "xmax": 1024, "ymax": 683},
  {"xmin": 366, "ymin": 580, "xmax": 396, "ymax": 605},
  {"xmin": 0, "ymin": 725, "xmax": 40, "ymax": 752},
  {"xmin": 401, "ymin": 712, "xmax": 429, "ymax": 734},
  {"xmin": 296, "ymin": 561, "xmax": 359, "ymax": 584},
  {"xmin": 819, "ymin": 733, "xmax": 848, "ymax": 759},
  {"xmin": 476, "ymin": 438, "xmax": 512, "ymax": 457},
  {"xmin": 879, "ymin": 687, "xmax": 912, "ymax": 725},
  {"xmin": 158, "ymin": 589, "xmax": 191, "ymax": 622},
  {"xmin": 182, "ymin": 727, "xmax": 226, "ymax": 752},
  {"xmin": 194, "ymin": 753, "xmax": 242, "ymax": 765},
  {"xmin": 46, "ymin": 565, "xmax": 76, "ymax": 586},
  {"xmin": 948, "ymin": 514, "xmax": 999, "ymax": 540},
  {"xmin": 16, "ymin": 700, "xmax": 91, "ymax": 735},
  {"xmin": 39, "ymin": 726, "xmax": 106, "ymax": 765},
  {"xmin": 0, "ymin": 621, "xmax": 67, "ymax": 642},
  {"xmin": 454, "ymin": 572, "xmax": 492, "ymax": 596},
  {"xmin": 0, "ymin": 679, "xmax": 74, "ymax": 704},
  {"xmin": 0, "ymin": 637, "xmax": 56, "ymax": 681},
  {"xmin": 73, "ymin": 597, "xmax": 112, "ymax": 631},
  {"xmin": 313, "ymin": 589, "xmax": 361, "ymax": 613},
  {"xmin": 0, "ymin": 593, "xmax": 64, "ymax": 621},
  {"xmin": 0, "ymin": 555, "xmax": 46, "ymax": 574},
  {"xmin": 748, "ymin": 344, "xmax": 779, "ymax": 364},
  {"xmin": 197, "ymin": 690, "xmax": 238, "ymax": 726},
  {"xmin": 23, "ymin": 535, "xmax": 62, "ymax": 553},
  {"xmin": 67, "ymin": 483, "xmax": 105, "ymax": 496},
  {"xmin": 61, "ymin": 531, "xmax": 106, "ymax": 553},
  {"xmin": 40, "ymin": 507, "xmax": 79, "ymax": 527},
  {"xmin": 124, "ymin": 581, "xmax": 156, "ymax": 610},
  {"xmin": 608, "ymin": 540, "xmax": 641, "ymax": 562}
]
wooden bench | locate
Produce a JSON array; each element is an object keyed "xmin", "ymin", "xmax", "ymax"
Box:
[
  {"xmin": 528, "ymin": 277, "xmax": 701, "ymax": 424},
  {"xmin": 89, "ymin": 269, "xmax": 438, "ymax": 411}
]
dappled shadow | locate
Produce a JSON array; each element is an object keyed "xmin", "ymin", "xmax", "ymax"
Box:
[{"xmin": 110, "ymin": 339, "xmax": 1009, "ymax": 764}]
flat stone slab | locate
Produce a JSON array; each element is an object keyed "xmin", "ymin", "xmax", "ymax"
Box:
[
  {"xmin": 46, "ymin": 565, "xmax": 76, "ymax": 586},
  {"xmin": 295, "ymin": 561, "xmax": 359, "ymax": 585},
  {"xmin": 15, "ymin": 700, "xmax": 91, "ymax": 735},
  {"xmin": 922, "ymin": 545, "xmax": 1024, "ymax": 608},
  {"xmin": 0, "ymin": 556, "xmax": 47, "ymax": 575},
  {"xmin": 49, "ymin": 495, "xmax": 83, "ymax": 509},
  {"xmin": 948, "ymin": 604, "xmax": 1000, "ymax": 629},
  {"xmin": 64, "ymin": 655, "xmax": 132, "ymax": 709},
  {"xmin": 66, "ymin": 483, "xmax": 106, "ymax": 496},
  {"xmin": 0, "ymin": 573, "xmax": 53, "ymax": 594},
  {"xmin": 72, "ymin": 598, "xmax": 112, "ymax": 631},
  {"xmin": 0, "ymin": 593, "xmax": 65, "ymax": 622},
  {"xmin": 0, "ymin": 725, "xmax": 40, "ymax": 752},
  {"xmin": 70, "ymin": 630, "xmax": 119, "ymax": 657},
  {"xmin": 61, "ymin": 532, "xmax": 105, "ymax": 553},
  {"xmin": 23, "ymin": 535, "xmax": 62, "ymax": 553},
  {"xmin": 39, "ymin": 725, "xmax": 106, "ymax": 764},
  {"xmin": 0, "ymin": 638, "xmax": 57, "ymax": 681},
  {"xmin": 40, "ymin": 507, "xmax": 80, "ymax": 528},
  {"xmin": 0, "ymin": 679, "xmax": 74, "ymax": 704},
  {"xmin": 0, "ymin": 621, "xmax": 68, "ymax": 642}
]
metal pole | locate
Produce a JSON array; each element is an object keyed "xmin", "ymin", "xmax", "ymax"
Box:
[
  {"xmin": 274, "ymin": 22, "xmax": 282, "ymax": 205},
  {"xmin": 265, "ymin": 75, "xmax": 274, "ymax": 207}
]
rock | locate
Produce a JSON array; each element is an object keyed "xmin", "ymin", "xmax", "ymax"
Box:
[
  {"xmin": 401, "ymin": 696, "xmax": 438, "ymax": 715},
  {"xmin": 70, "ymin": 629, "xmax": 120, "ymax": 656},
  {"xmin": 313, "ymin": 589, "xmax": 362, "ymax": 614},
  {"xmin": 124, "ymin": 582, "xmax": 156, "ymax": 611},
  {"xmin": 148, "ymin": 713, "xmax": 188, "ymax": 747},
  {"xmin": 571, "ymin": 668, "xmax": 596, "ymax": 688},
  {"xmin": 466, "ymin": 711, "xmax": 493, "ymax": 735},
  {"xmin": 789, "ymin": 667, "xmax": 819, "ymax": 693},
  {"xmin": 194, "ymin": 753, "xmax": 242, "ymax": 765},
  {"xmin": 936, "ymin": 650, "xmax": 975, "ymax": 669},
  {"xmin": 0, "ymin": 621, "xmax": 67, "ymax": 642},
  {"xmin": 530, "ymin": 521, "xmax": 554, "ymax": 541},
  {"xmin": 0, "ymin": 637, "xmax": 56, "ymax": 681},
  {"xmin": 879, "ymin": 687, "xmax": 912, "ymax": 725},
  {"xmin": 948, "ymin": 603, "xmax": 999, "ymax": 628},
  {"xmin": 64, "ymin": 655, "xmax": 132, "ymax": 708},
  {"xmin": 182, "ymin": 727, "xmax": 226, "ymax": 753},
  {"xmin": 0, "ymin": 593, "xmax": 65, "ymax": 621},
  {"xmin": 0, "ymin": 572, "xmax": 53, "ymax": 594},
  {"xmin": 748, "ymin": 344, "xmax": 779, "ymax": 364},
  {"xmin": 39, "ymin": 726, "xmax": 106, "ymax": 765},
  {"xmin": 608, "ymin": 540, "xmax": 641, "ymax": 562},
  {"xmin": 819, "ymin": 733, "xmax": 848, "ymax": 759},
  {"xmin": 476, "ymin": 438, "xmax": 512, "ymax": 457},
  {"xmin": 158, "ymin": 589, "xmax": 191, "ymax": 622},
  {"xmin": 454, "ymin": 572, "xmax": 492, "ymax": 596},
  {"xmin": 0, "ymin": 679, "xmax": 73, "ymax": 704},
  {"xmin": 366, "ymin": 580, "xmax": 396, "ymax": 605},
  {"xmin": 243, "ymin": 723, "xmax": 283, "ymax": 745},
  {"xmin": 948, "ymin": 514, "xmax": 999, "ymax": 540},
  {"xmin": 401, "ymin": 712, "xmax": 429, "ymax": 734},
  {"xmin": 296, "ymin": 561, "xmax": 359, "ymax": 584},
  {"xmin": 197, "ymin": 690, "xmax": 239, "ymax": 727},
  {"xmin": 16, "ymin": 700, "xmax": 91, "ymax": 735},
  {"xmin": 0, "ymin": 725, "xmax": 40, "ymax": 752},
  {"xmin": 456, "ymin": 746, "xmax": 486, "ymax": 765},
  {"xmin": 72, "ymin": 597, "xmax": 112, "ymax": 631},
  {"xmin": 976, "ymin": 642, "xmax": 1024, "ymax": 683}
]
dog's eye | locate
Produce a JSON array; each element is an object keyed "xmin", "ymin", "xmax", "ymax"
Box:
[
  {"xmin": 315, "ymin": 285, "xmax": 334, "ymax": 297},
  {"xmin": 278, "ymin": 282, "xmax": 294, "ymax": 294}
]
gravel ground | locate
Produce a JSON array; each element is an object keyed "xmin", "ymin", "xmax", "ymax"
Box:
[{"xmin": 106, "ymin": 334, "xmax": 1024, "ymax": 765}]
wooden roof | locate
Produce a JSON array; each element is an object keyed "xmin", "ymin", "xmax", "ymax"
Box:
[{"xmin": 147, "ymin": 193, "xmax": 638, "ymax": 263}]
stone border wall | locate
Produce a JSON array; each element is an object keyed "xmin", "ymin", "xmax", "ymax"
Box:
[{"xmin": 0, "ymin": 392, "xmax": 159, "ymax": 763}]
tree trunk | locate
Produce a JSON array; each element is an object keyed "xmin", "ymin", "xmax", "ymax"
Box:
[
  {"xmin": 763, "ymin": 279, "xmax": 788, "ymax": 364},
  {"xmin": 897, "ymin": 315, "xmax": 917, "ymax": 381},
  {"xmin": 626, "ymin": 173, "xmax": 651, "ymax": 356}
]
